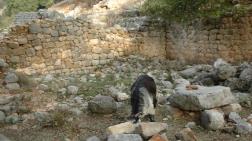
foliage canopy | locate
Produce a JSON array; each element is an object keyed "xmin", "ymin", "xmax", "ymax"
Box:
[
  {"xmin": 142, "ymin": 0, "xmax": 251, "ymax": 23},
  {"xmin": 5, "ymin": 0, "xmax": 54, "ymax": 16}
]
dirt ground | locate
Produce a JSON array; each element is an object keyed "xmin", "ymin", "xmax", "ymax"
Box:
[{"xmin": 0, "ymin": 90, "xmax": 252, "ymax": 141}]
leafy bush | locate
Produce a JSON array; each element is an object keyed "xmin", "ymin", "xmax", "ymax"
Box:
[
  {"xmin": 5, "ymin": 0, "xmax": 54, "ymax": 16},
  {"xmin": 0, "ymin": 0, "xmax": 54, "ymax": 29},
  {"xmin": 142, "ymin": 0, "xmax": 251, "ymax": 23}
]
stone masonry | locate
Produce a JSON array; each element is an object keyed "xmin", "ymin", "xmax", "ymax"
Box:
[
  {"xmin": 1, "ymin": 10, "xmax": 252, "ymax": 76},
  {"xmin": 166, "ymin": 15, "xmax": 252, "ymax": 64}
]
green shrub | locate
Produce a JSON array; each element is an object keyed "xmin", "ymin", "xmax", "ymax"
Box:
[
  {"xmin": 142, "ymin": 0, "xmax": 251, "ymax": 23},
  {"xmin": 5, "ymin": 0, "xmax": 54, "ymax": 16}
]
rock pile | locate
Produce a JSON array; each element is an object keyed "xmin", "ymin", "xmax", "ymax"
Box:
[
  {"xmin": 90, "ymin": 121, "xmax": 169, "ymax": 141},
  {"xmin": 0, "ymin": 94, "xmax": 28, "ymax": 124},
  {"xmin": 167, "ymin": 59, "xmax": 252, "ymax": 134},
  {"xmin": 184, "ymin": 59, "xmax": 252, "ymax": 93}
]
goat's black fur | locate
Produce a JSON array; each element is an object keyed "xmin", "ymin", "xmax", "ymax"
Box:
[{"xmin": 130, "ymin": 75, "xmax": 157, "ymax": 123}]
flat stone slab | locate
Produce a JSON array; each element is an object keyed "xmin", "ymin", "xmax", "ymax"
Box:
[
  {"xmin": 169, "ymin": 85, "xmax": 236, "ymax": 111},
  {"xmin": 107, "ymin": 134, "xmax": 143, "ymax": 141},
  {"xmin": 107, "ymin": 121, "xmax": 137, "ymax": 135},
  {"xmin": 138, "ymin": 122, "xmax": 168, "ymax": 138}
]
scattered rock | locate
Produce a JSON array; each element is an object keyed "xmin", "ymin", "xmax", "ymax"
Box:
[
  {"xmin": 0, "ymin": 58, "xmax": 8, "ymax": 69},
  {"xmin": 221, "ymin": 103, "xmax": 242, "ymax": 116},
  {"xmin": 58, "ymin": 88, "xmax": 67, "ymax": 96},
  {"xmin": 4, "ymin": 72, "xmax": 19, "ymax": 83},
  {"xmin": 173, "ymin": 79, "xmax": 190, "ymax": 88},
  {"xmin": 0, "ymin": 95, "xmax": 14, "ymax": 105},
  {"xmin": 5, "ymin": 113, "xmax": 20, "ymax": 124},
  {"xmin": 37, "ymin": 84, "xmax": 49, "ymax": 91},
  {"xmin": 80, "ymin": 76, "xmax": 88, "ymax": 83},
  {"xmin": 179, "ymin": 67, "xmax": 199, "ymax": 79},
  {"xmin": 5, "ymin": 83, "xmax": 20, "ymax": 90},
  {"xmin": 185, "ymin": 122, "xmax": 197, "ymax": 129},
  {"xmin": 148, "ymin": 134, "xmax": 169, "ymax": 141},
  {"xmin": 222, "ymin": 125, "xmax": 235, "ymax": 133},
  {"xmin": 88, "ymin": 95, "xmax": 117, "ymax": 114},
  {"xmin": 169, "ymin": 85, "xmax": 236, "ymax": 111},
  {"xmin": 86, "ymin": 136, "xmax": 101, "ymax": 141},
  {"xmin": 247, "ymin": 114, "xmax": 252, "ymax": 124},
  {"xmin": 0, "ymin": 111, "xmax": 6, "ymax": 122},
  {"xmin": 67, "ymin": 85, "xmax": 79, "ymax": 95},
  {"xmin": 107, "ymin": 134, "xmax": 143, "ymax": 141},
  {"xmin": 236, "ymin": 62, "xmax": 250, "ymax": 76},
  {"xmin": 0, "ymin": 105, "xmax": 12, "ymax": 114},
  {"xmin": 157, "ymin": 94, "xmax": 169, "ymax": 105},
  {"xmin": 224, "ymin": 78, "xmax": 248, "ymax": 91},
  {"xmin": 192, "ymin": 72, "xmax": 216, "ymax": 86},
  {"xmin": 214, "ymin": 59, "xmax": 236, "ymax": 80},
  {"xmin": 228, "ymin": 112, "xmax": 242, "ymax": 124},
  {"xmin": 0, "ymin": 134, "xmax": 11, "ymax": 141},
  {"xmin": 200, "ymin": 109, "xmax": 225, "ymax": 130},
  {"xmin": 175, "ymin": 128, "xmax": 198, "ymax": 141},
  {"xmin": 116, "ymin": 102, "xmax": 125, "ymax": 110},
  {"xmin": 107, "ymin": 121, "xmax": 137, "ymax": 135},
  {"xmin": 108, "ymin": 86, "xmax": 129, "ymax": 101},
  {"xmin": 161, "ymin": 81, "xmax": 173, "ymax": 89},
  {"xmin": 34, "ymin": 112, "xmax": 52, "ymax": 125},
  {"xmin": 138, "ymin": 122, "xmax": 167, "ymax": 138},
  {"xmin": 16, "ymin": 72, "xmax": 35, "ymax": 88},
  {"xmin": 56, "ymin": 103, "xmax": 70, "ymax": 111},
  {"xmin": 17, "ymin": 106, "xmax": 31, "ymax": 114},
  {"xmin": 235, "ymin": 120, "xmax": 252, "ymax": 134},
  {"xmin": 233, "ymin": 92, "xmax": 251, "ymax": 104},
  {"xmin": 239, "ymin": 67, "xmax": 252, "ymax": 84},
  {"xmin": 160, "ymin": 105, "xmax": 184, "ymax": 118},
  {"xmin": 69, "ymin": 108, "xmax": 82, "ymax": 116},
  {"xmin": 43, "ymin": 74, "xmax": 54, "ymax": 83}
]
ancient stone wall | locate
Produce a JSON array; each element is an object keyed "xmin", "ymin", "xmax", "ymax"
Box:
[
  {"xmin": 1, "ymin": 11, "xmax": 252, "ymax": 75},
  {"xmin": 0, "ymin": 18, "xmax": 144, "ymax": 75},
  {"xmin": 14, "ymin": 12, "xmax": 41, "ymax": 25},
  {"xmin": 166, "ymin": 15, "xmax": 252, "ymax": 64}
]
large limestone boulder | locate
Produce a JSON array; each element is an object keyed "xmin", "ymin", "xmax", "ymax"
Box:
[
  {"xmin": 214, "ymin": 59, "xmax": 236, "ymax": 80},
  {"xmin": 137, "ymin": 122, "xmax": 168, "ymax": 138},
  {"xmin": 200, "ymin": 109, "xmax": 225, "ymax": 130},
  {"xmin": 169, "ymin": 85, "xmax": 236, "ymax": 111},
  {"xmin": 107, "ymin": 121, "xmax": 137, "ymax": 135},
  {"xmin": 88, "ymin": 95, "xmax": 117, "ymax": 114}
]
